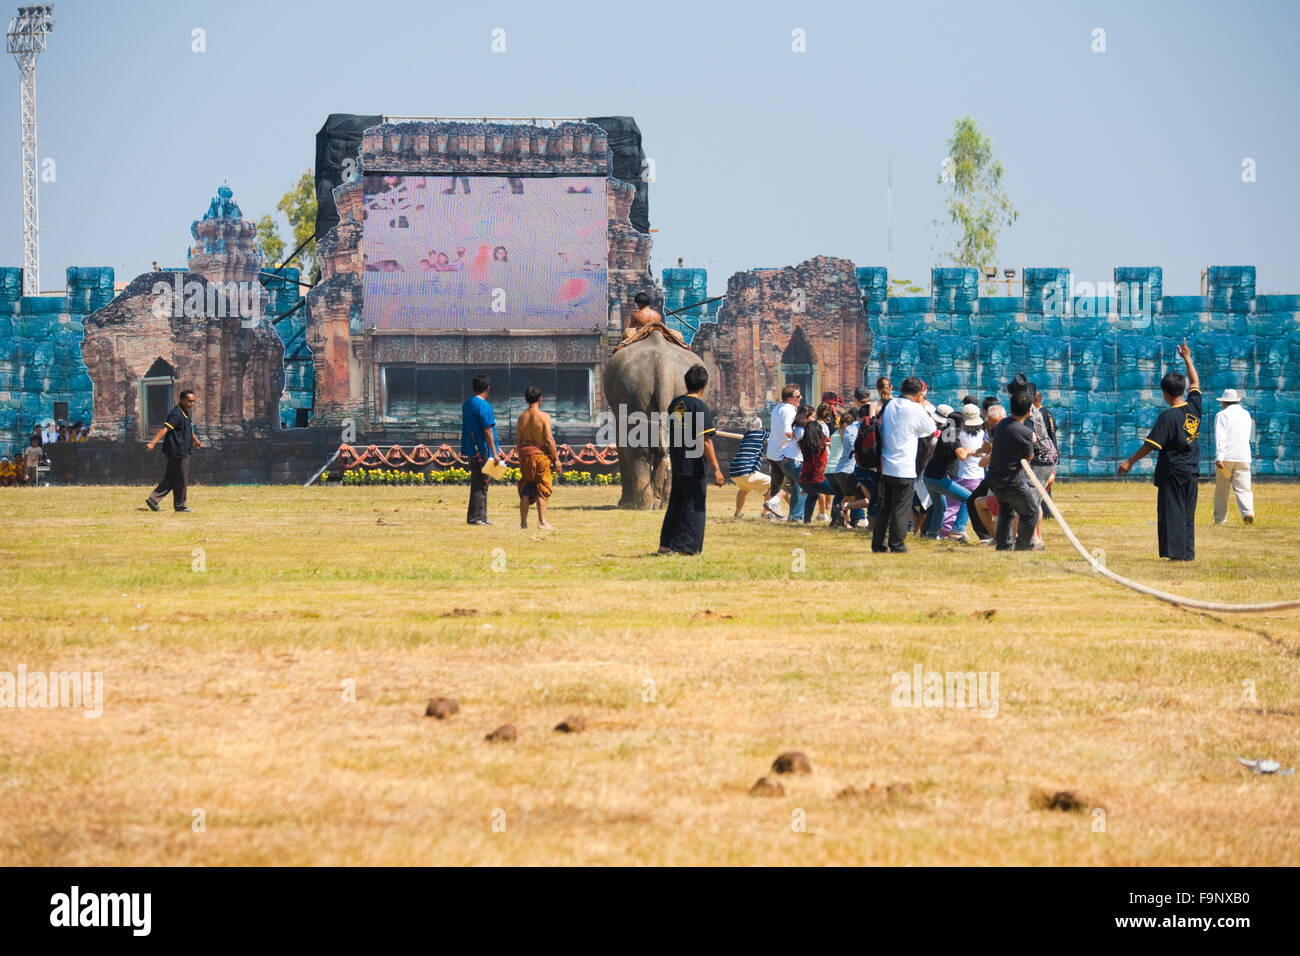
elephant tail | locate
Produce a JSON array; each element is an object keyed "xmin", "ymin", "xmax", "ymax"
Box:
[{"xmin": 651, "ymin": 362, "xmax": 676, "ymax": 460}]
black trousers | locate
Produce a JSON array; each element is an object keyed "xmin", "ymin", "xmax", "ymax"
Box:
[
  {"xmin": 659, "ymin": 472, "xmax": 708, "ymax": 554},
  {"xmin": 148, "ymin": 455, "xmax": 189, "ymax": 509},
  {"xmin": 872, "ymin": 474, "xmax": 915, "ymax": 552},
  {"xmin": 992, "ymin": 475, "xmax": 1040, "ymax": 551},
  {"xmin": 967, "ymin": 475, "xmax": 992, "ymax": 539},
  {"xmin": 767, "ymin": 458, "xmax": 791, "ymax": 498},
  {"xmin": 467, "ymin": 454, "xmax": 489, "ymax": 524},
  {"xmin": 828, "ymin": 472, "xmax": 859, "ymax": 527},
  {"xmin": 1156, "ymin": 471, "xmax": 1198, "ymax": 560}
]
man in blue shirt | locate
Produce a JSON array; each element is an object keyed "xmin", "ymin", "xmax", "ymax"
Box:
[{"xmin": 462, "ymin": 374, "xmax": 503, "ymax": 525}]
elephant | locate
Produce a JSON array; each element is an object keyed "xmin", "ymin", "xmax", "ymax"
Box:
[{"xmin": 602, "ymin": 332, "xmax": 702, "ymax": 509}]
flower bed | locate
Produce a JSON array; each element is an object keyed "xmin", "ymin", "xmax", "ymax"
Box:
[{"xmin": 333, "ymin": 468, "xmax": 619, "ymax": 486}]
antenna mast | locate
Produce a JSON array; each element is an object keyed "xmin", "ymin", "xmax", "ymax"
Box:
[{"xmin": 7, "ymin": 4, "xmax": 55, "ymax": 296}]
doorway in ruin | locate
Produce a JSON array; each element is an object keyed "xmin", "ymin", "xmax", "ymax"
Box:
[
  {"xmin": 140, "ymin": 358, "xmax": 176, "ymax": 439},
  {"xmin": 779, "ymin": 327, "xmax": 818, "ymax": 405}
]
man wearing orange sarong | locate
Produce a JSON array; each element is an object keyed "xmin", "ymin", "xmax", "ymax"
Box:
[{"xmin": 516, "ymin": 386, "xmax": 561, "ymax": 530}]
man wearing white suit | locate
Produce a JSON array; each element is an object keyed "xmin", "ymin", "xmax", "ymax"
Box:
[{"xmin": 1213, "ymin": 389, "xmax": 1255, "ymax": 525}]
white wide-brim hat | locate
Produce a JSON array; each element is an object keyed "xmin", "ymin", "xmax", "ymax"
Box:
[{"xmin": 1217, "ymin": 388, "xmax": 1242, "ymax": 404}]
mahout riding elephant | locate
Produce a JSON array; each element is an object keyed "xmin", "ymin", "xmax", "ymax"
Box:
[{"xmin": 602, "ymin": 332, "xmax": 701, "ymax": 509}]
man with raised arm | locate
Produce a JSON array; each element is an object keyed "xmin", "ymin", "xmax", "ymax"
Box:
[{"xmin": 1117, "ymin": 338, "xmax": 1202, "ymax": 560}]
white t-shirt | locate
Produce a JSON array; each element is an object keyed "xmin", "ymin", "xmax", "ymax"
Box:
[
  {"xmin": 956, "ymin": 429, "xmax": 986, "ymax": 481},
  {"xmin": 786, "ymin": 425, "xmax": 805, "ymax": 463},
  {"xmin": 1214, "ymin": 403, "xmax": 1253, "ymax": 463},
  {"xmin": 880, "ymin": 398, "xmax": 936, "ymax": 479},
  {"xmin": 835, "ymin": 421, "xmax": 860, "ymax": 474},
  {"xmin": 767, "ymin": 402, "xmax": 802, "ymax": 462}
]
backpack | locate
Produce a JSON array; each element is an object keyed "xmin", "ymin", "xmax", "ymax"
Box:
[
  {"xmin": 854, "ymin": 402, "xmax": 887, "ymax": 471},
  {"xmin": 916, "ymin": 410, "xmax": 960, "ymax": 475},
  {"xmin": 1029, "ymin": 406, "xmax": 1059, "ymax": 466}
]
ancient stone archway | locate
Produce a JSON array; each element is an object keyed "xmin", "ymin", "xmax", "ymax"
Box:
[
  {"xmin": 140, "ymin": 357, "xmax": 177, "ymax": 438},
  {"xmin": 780, "ymin": 327, "xmax": 818, "ymax": 404}
]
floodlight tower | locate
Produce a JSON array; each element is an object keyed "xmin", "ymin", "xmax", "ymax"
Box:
[{"xmin": 7, "ymin": 4, "xmax": 54, "ymax": 296}]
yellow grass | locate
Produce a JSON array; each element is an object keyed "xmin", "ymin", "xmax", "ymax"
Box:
[{"xmin": 1, "ymin": 480, "xmax": 1297, "ymax": 865}]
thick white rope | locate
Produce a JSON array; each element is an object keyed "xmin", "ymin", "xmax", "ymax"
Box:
[{"xmin": 1019, "ymin": 460, "xmax": 1300, "ymax": 613}]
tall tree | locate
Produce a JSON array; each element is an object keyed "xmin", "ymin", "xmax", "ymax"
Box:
[
  {"xmin": 276, "ymin": 170, "xmax": 318, "ymax": 277},
  {"xmin": 255, "ymin": 213, "xmax": 286, "ymax": 267},
  {"xmin": 887, "ymin": 276, "xmax": 926, "ymax": 297},
  {"xmin": 935, "ymin": 117, "xmax": 1017, "ymax": 274}
]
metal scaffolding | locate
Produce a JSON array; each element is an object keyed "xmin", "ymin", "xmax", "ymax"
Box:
[{"xmin": 7, "ymin": 4, "xmax": 54, "ymax": 296}]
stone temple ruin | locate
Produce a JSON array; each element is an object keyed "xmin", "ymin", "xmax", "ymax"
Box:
[{"xmin": 83, "ymin": 185, "xmax": 285, "ymax": 444}]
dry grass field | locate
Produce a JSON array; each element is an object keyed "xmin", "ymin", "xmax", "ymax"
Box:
[{"xmin": 1, "ymin": 480, "xmax": 1297, "ymax": 866}]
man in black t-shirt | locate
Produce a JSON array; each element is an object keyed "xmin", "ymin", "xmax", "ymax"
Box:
[
  {"xmin": 658, "ymin": 365, "xmax": 724, "ymax": 555},
  {"xmin": 1117, "ymin": 338, "xmax": 1201, "ymax": 560},
  {"xmin": 988, "ymin": 391, "xmax": 1041, "ymax": 551},
  {"xmin": 145, "ymin": 389, "xmax": 202, "ymax": 513}
]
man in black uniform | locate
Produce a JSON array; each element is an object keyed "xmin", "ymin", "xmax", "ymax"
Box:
[
  {"xmin": 1117, "ymin": 338, "xmax": 1201, "ymax": 560},
  {"xmin": 658, "ymin": 364, "xmax": 725, "ymax": 555},
  {"xmin": 987, "ymin": 390, "xmax": 1042, "ymax": 551},
  {"xmin": 145, "ymin": 389, "xmax": 202, "ymax": 513}
]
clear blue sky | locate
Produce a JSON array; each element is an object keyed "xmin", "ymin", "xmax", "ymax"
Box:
[{"xmin": 4, "ymin": 0, "xmax": 1297, "ymax": 295}]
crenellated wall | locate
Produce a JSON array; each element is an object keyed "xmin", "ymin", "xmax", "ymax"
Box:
[
  {"xmin": 0, "ymin": 266, "xmax": 112, "ymax": 454},
  {"xmin": 859, "ymin": 265, "xmax": 1299, "ymax": 476}
]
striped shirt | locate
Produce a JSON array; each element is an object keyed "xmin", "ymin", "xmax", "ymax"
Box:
[{"xmin": 728, "ymin": 430, "xmax": 768, "ymax": 478}]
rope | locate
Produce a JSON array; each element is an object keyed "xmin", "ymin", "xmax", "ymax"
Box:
[
  {"xmin": 304, "ymin": 447, "xmax": 340, "ymax": 487},
  {"xmin": 1019, "ymin": 460, "xmax": 1300, "ymax": 613}
]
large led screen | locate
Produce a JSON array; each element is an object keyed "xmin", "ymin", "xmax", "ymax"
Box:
[{"xmin": 362, "ymin": 174, "xmax": 607, "ymax": 331}]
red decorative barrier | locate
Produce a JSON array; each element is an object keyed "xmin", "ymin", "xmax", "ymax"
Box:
[{"xmin": 335, "ymin": 443, "xmax": 620, "ymax": 470}]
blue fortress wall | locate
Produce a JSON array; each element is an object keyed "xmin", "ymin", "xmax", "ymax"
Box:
[
  {"xmin": 858, "ymin": 265, "xmax": 1299, "ymax": 477},
  {"xmin": 0, "ymin": 266, "xmax": 114, "ymax": 455},
  {"xmin": 0, "ymin": 265, "xmax": 313, "ymax": 453},
  {"xmin": 260, "ymin": 267, "xmax": 314, "ymax": 428},
  {"xmin": 4, "ymin": 257, "xmax": 1298, "ymax": 477},
  {"xmin": 661, "ymin": 267, "xmax": 718, "ymax": 345}
]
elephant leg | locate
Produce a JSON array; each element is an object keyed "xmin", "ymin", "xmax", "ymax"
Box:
[{"xmin": 618, "ymin": 446, "xmax": 653, "ymax": 509}]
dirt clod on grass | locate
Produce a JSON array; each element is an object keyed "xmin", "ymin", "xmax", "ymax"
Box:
[
  {"xmin": 749, "ymin": 777, "xmax": 785, "ymax": 797},
  {"xmin": 1031, "ymin": 789, "xmax": 1087, "ymax": 813},
  {"xmin": 425, "ymin": 698, "xmax": 460, "ymax": 719},
  {"xmin": 772, "ymin": 751, "xmax": 812, "ymax": 775},
  {"xmin": 554, "ymin": 716, "xmax": 586, "ymax": 733}
]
